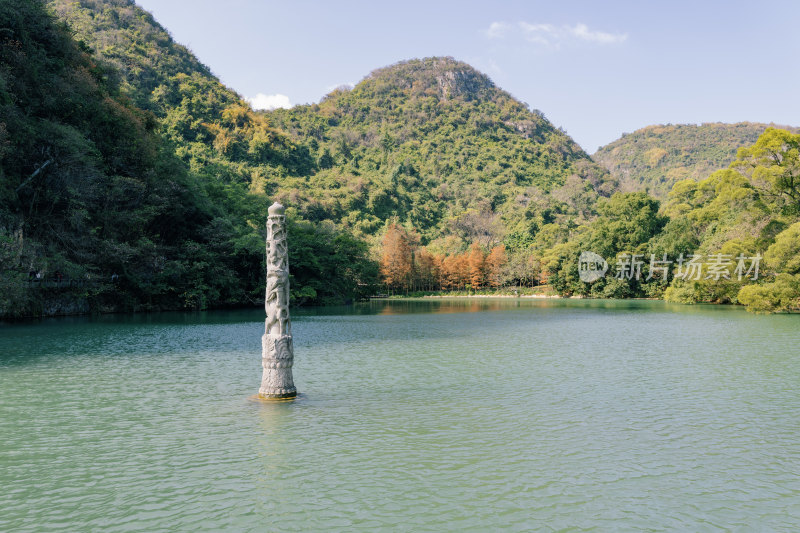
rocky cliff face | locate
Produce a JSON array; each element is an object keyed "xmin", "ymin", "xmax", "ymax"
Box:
[{"xmin": 434, "ymin": 64, "xmax": 494, "ymax": 100}]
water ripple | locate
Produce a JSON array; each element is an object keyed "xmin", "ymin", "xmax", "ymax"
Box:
[{"xmin": 1, "ymin": 301, "xmax": 800, "ymax": 530}]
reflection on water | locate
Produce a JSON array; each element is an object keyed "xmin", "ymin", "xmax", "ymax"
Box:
[
  {"xmin": 1, "ymin": 298, "xmax": 799, "ymax": 530},
  {"xmin": 299, "ymin": 297, "xmax": 745, "ymax": 316}
]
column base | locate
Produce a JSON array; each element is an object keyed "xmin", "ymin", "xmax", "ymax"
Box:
[{"xmin": 257, "ymin": 389, "xmax": 297, "ymax": 400}]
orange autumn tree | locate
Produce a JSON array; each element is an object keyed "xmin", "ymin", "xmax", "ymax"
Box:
[
  {"xmin": 379, "ymin": 224, "xmax": 509, "ymax": 293},
  {"xmin": 455, "ymin": 252, "xmax": 471, "ymax": 289},
  {"xmin": 467, "ymin": 242, "xmax": 485, "ymax": 289},
  {"xmin": 439, "ymin": 254, "xmax": 460, "ymax": 289},
  {"xmin": 438, "ymin": 255, "xmax": 453, "ymax": 289},
  {"xmin": 414, "ymin": 248, "xmax": 438, "ymax": 291},
  {"xmin": 485, "ymin": 245, "xmax": 507, "ymax": 288},
  {"xmin": 380, "ymin": 224, "xmax": 413, "ymax": 292}
]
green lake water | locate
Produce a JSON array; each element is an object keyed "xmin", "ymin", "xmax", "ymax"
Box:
[{"xmin": 1, "ymin": 298, "xmax": 799, "ymax": 531}]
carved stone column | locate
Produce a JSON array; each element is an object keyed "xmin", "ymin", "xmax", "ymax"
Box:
[{"xmin": 259, "ymin": 202, "xmax": 297, "ymax": 399}]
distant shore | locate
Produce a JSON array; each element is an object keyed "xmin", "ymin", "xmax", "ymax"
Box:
[
  {"xmin": 415, "ymin": 293, "xmax": 565, "ymax": 299},
  {"xmin": 370, "ymin": 292, "xmax": 667, "ymax": 302},
  {"xmin": 371, "ymin": 288, "xmax": 565, "ymax": 300}
]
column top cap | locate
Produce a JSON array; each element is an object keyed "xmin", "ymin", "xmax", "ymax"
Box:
[{"xmin": 268, "ymin": 202, "xmax": 285, "ymax": 216}]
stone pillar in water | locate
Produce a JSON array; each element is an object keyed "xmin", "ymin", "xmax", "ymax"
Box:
[{"xmin": 259, "ymin": 202, "xmax": 297, "ymax": 399}]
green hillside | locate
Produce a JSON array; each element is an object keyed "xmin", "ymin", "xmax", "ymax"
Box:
[
  {"xmin": 0, "ymin": 0, "xmax": 229, "ymax": 314},
  {"xmin": 15, "ymin": 0, "xmax": 794, "ymax": 315},
  {"xmin": 47, "ymin": 0, "xmax": 314, "ymax": 183},
  {"xmin": 48, "ymin": 0, "xmax": 615, "ymax": 240},
  {"xmin": 0, "ymin": 0, "xmax": 375, "ymax": 316},
  {"xmin": 660, "ymin": 127, "xmax": 800, "ymax": 311},
  {"xmin": 46, "ymin": 0, "xmax": 616, "ymax": 284},
  {"xmin": 548, "ymin": 127, "xmax": 800, "ymax": 312},
  {"xmin": 268, "ymin": 58, "xmax": 616, "ymax": 256},
  {"xmin": 593, "ymin": 122, "xmax": 798, "ymax": 199},
  {"xmin": 5, "ymin": 0, "xmax": 609, "ymax": 315}
]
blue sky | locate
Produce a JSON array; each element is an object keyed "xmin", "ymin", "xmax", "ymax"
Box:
[{"xmin": 135, "ymin": 0, "xmax": 800, "ymax": 152}]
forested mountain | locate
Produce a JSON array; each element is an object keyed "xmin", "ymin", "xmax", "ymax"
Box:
[
  {"xmin": 53, "ymin": 0, "xmax": 616, "ymax": 249},
  {"xmin": 47, "ymin": 0, "xmax": 314, "ymax": 183},
  {"xmin": 1, "ymin": 0, "xmax": 228, "ymax": 313},
  {"xmin": 48, "ymin": 0, "xmax": 616, "ymax": 239},
  {"xmin": 548, "ymin": 127, "xmax": 800, "ymax": 312},
  {"xmin": 660, "ymin": 127, "xmax": 800, "ymax": 311},
  {"xmin": 593, "ymin": 122, "xmax": 798, "ymax": 199},
  {"xmin": 268, "ymin": 58, "xmax": 615, "ymax": 247},
  {"xmin": 0, "ymin": 0, "xmax": 374, "ymax": 316},
  {"xmin": 44, "ymin": 0, "xmax": 616, "ymax": 294},
  {"xmin": 267, "ymin": 57, "xmax": 617, "ymax": 286},
  {"xmin": 4, "ymin": 0, "xmax": 605, "ymax": 316},
  {"xmin": 5, "ymin": 0, "xmax": 796, "ymax": 316}
]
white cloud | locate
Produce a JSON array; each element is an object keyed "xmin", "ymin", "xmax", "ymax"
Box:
[
  {"xmin": 247, "ymin": 93, "xmax": 292, "ymax": 111},
  {"xmin": 518, "ymin": 22, "xmax": 558, "ymax": 46},
  {"xmin": 485, "ymin": 21, "xmax": 627, "ymax": 49},
  {"xmin": 567, "ymin": 23, "xmax": 627, "ymax": 44},
  {"xmin": 485, "ymin": 21, "xmax": 511, "ymax": 39}
]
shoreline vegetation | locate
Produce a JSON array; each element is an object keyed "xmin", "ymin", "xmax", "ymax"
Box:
[
  {"xmin": 377, "ymin": 286, "xmax": 559, "ymax": 299},
  {"xmin": 375, "ymin": 290, "xmax": 799, "ymax": 310},
  {"xmin": 1, "ymin": 2, "xmax": 799, "ymax": 319}
]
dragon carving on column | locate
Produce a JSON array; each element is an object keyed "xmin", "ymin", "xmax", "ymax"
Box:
[{"xmin": 259, "ymin": 202, "xmax": 297, "ymax": 399}]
